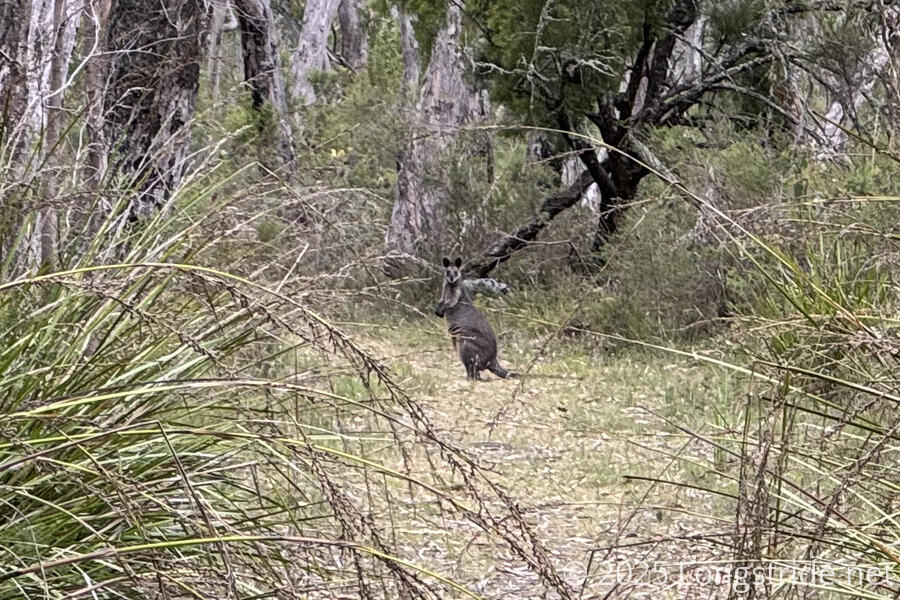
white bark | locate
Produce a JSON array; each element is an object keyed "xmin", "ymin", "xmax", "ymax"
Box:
[
  {"xmin": 290, "ymin": 0, "xmax": 341, "ymax": 105},
  {"xmin": 22, "ymin": 0, "xmax": 55, "ymax": 144},
  {"xmin": 0, "ymin": 0, "xmax": 79, "ymax": 268},
  {"xmin": 671, "ymin": 15, "xmax": 706, "ymax": 86},
  {"xmin": 39, "ymin": 0, "xmax": 79, "ymax": 267},
  {"xmin": 812, "ymin": 8, "xmax": 899, "ymax": 160}
]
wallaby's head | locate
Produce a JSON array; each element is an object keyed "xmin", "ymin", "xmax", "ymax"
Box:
[
  {"xmin": 442, "ymin": 256, "xmax": 462, "ymax": 285},
  {"xmin": 435, "ymin": 257, "xmax": 463, "ymax": 317}
]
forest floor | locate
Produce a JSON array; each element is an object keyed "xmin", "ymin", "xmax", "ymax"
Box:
[{"xmin": 347, "ymin": 315, "xmax": 744, "ymax": 600}]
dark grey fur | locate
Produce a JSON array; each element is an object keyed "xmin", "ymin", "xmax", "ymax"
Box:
[{"xmin": 434, "ymin": 257, "xmax": 517, "ymax": 380}]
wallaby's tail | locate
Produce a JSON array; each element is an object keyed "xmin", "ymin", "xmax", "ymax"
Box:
[{"xmin": 488, "ymin": 360, "xmax": 518, "ymax": 379}]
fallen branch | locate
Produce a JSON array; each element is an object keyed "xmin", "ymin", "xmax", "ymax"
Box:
[
  {"xmin": 464, "ymin": 277, "xmax": 510, "ymax": 296},
  {"xmin": 465, "ymin": 170, "xmax": 594, "ymax": 277}
]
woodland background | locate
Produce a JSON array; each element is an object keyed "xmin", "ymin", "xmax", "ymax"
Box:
[{"xmin": 1, "ymin": 0, "xmax": 899, "ymax": 598}]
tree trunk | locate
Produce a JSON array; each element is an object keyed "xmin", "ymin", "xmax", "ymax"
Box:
[
  {"xmin": 0, "ymin": 0, "xmax": 29, "ymax": 230},
  {"xmin": 1, "ymin": 0, "xmax": 56, "ymax": 179},
  {"xmin": 207, "ymin": 1, "xmax": 228, "ymax": 102},
  {"xmin": 814, "ymin": 10, "xmax": 899, "ymax": 161},
  {"xmin": 0, "ymin": 0, "xmax": 77, "ymax": 269},
  {"xmin": 387, "ymin": 5, "xmax": 486, "ymax": 258},
  {"xmin": 671, "ymin": 15, "xmax": 705, "ymax": 86},
  {"xmin": 0, "ymin": 0, "xmax": 27, "ymax": 134},
  {"xmin": 337, "ymin": 0, "xmax": 367, "ymax": 71},
  {"xmin": 104, "ymin": 0, "xmax": 206, "ymax": 222},
  {"xmin": 234, "ymin": 0, "xmax": 295, "ymax": 169},
  {"xmin": 290, "ymin": 0, "xmax": 341, "ymax": 105},
  {"xmin": 21, "ymin": 0, "xmax": 55, "ymax": 151},
  {"xmin": 0, "ymin": 0, "xmax": 41, "ymax": 270},
  {"xmin": 472, "ymin": 0, "xmax": 701, "ymax": 273},
  {"xmin": 396, "ymin": 5, "xmax": 419, "ymax": 97},
  {"xmin": 81, "ymin": 0, "xmax": 111, "ymax": 194},
  {"xmin": 39, "ymin": 0, "xmax": 79, "ymax": 268}
]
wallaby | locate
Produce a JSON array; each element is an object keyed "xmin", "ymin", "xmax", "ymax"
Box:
[{"xmin": 434, "ymin": 257, "xmax": 517, "ymax": 380}]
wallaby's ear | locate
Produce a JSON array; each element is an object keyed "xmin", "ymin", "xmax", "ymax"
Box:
[
  {"xmin": 453, "ymin": 257, "xmax": 462, "ymax": 268},
  {"xmin": 442, "ymin": 257, "xmax": 450, "ymax": 268}
]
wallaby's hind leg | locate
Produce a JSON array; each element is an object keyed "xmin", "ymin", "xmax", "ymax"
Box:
[
  {"xmin": 458, "ymin": 340, "xmax": 482, "ymax": 380},
  {"xmin": 465, "ymin": 363, "xmax": 480, "ymax": 380},
  {"xmin": 488, "ymin": 360, "xmax": 517, "ymax": 379}
]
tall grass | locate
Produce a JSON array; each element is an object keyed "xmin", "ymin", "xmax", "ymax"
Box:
[
  {"xmin": 582, "ymin": 137, "xmax": 900, "ymax": 598},
  {"xmin": 0, "ymin": 105, "xmax": 572, "ymax": 598}
]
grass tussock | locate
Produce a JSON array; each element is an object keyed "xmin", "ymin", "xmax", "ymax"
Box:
[{"xmin": 0, "ymin": 165, "xmax": 573, "ymax": 599}]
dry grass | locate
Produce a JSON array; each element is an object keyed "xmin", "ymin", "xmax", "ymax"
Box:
[{"xmin": 346, "ymin": 318, "xmax": 740, "ymax": 599}]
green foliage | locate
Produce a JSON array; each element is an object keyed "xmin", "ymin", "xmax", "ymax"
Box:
[
  {"xmin": 303, "ymin": 14, "xmax": 405, "ymax": 188},
  {"xmin": 594, "ymin": 194, "xmax": 727, "ymax": 342},
  {"xmin": 0, "ymin": 262, "xmax": 366, "ymax": 595},
  {"xmin": 473, "ymin": 0, "xmax": 639, "ymax": 117},
  {"xmin": 255, "ymin": 217, "xmax": 286, "ymax": 243},
  {"xmin": 437, "ymin": 134, "xmax": 553, "ymax": 256}
]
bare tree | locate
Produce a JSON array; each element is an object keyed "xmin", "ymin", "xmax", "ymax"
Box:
[
  {"xmin": 104, "ymin": 0, "xmax": 206, "ymax": 222},
  {"xmin": 290, "ymin": 0, "xmax": 341, "ymax": 104},
  {"xmin": 234, "ymin": 0, "xmax": 295, "ymax": 168},
  {"xmin": 337, "ymin": 0, "xmax": 367, "ymax": 71}
]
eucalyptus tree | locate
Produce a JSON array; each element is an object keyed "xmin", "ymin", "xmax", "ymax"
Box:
[
  {"xmin": 104, "ymin": 0, "xmax": 206, "ymax": 223},
  {"xmin": 338, "ymin": 0, "xmax": 369, "ymax": 71},
  {"xmin": 404, "ymin": 0, "xmax": 899, "ymax": 275},
  {"xmin": 386, "ymin": 4, "xmax": 490, "ymax": 258},
  {"xmin": 291, "ymin": 0, "xmax": 342, "ymax": 104},
  {"xmin": 234, "ymin": 0, "xmax": 296, "ymax": 168}
]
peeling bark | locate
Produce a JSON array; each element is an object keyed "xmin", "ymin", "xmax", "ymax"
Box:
[
  {"xmin": 1, "ymin": 0, "xmax": 55, "ymax": 177},
  {"xmin": 387, "ymin": 5, "xmax": 488, "ymax": 258},
  {"xmin": 234, "ymin": 0, "xmax": 295, "ymax": 168},
  {"xmin": 395, "ymin": 5, "xmax": 419, "ymax": 97},
  {"xmin": 290, "ymin": 0, "xmax": 341, "ymax": 105},
  {"xmin": 0, "ymin": 0, "xmax": 78, "ymax": 268},
  {"xmin": 104, "ymin": 0, "xmax": 206, "ymax": 222},
  {"xmin": 338, "ymin": 0, "xmax": 367, "ymax": 71}
]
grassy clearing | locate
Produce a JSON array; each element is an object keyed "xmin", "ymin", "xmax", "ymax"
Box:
[{"xmin": 346, "ymin": 313, "xmax": 740, "ymax": 598}]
